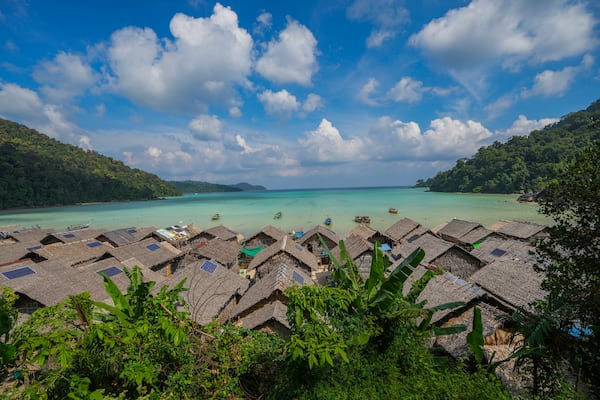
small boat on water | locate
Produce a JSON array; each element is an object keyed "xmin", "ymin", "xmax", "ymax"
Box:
[
  {"xmin": 354, "ymin": 215, "xmax": 370, "ymax": 224},
  {"xmin": 211, "ymin": 213, "xmax": 220, "ymax": 221},
  {"xmin": 274, "ymin": 211, "xmax": 282, "ymax": 219},
  {"xmin": 67, "ymin": 223, "xmax": 90, "ymax": 231},
  {"xmin": 324, "ymin": 217, "xmax": 332, "ymax": 226},
  {"xmin": 388, "ymin": 208, "xmax": 398, "ymax": 214}
]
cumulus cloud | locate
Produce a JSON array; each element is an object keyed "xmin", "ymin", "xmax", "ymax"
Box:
[
  {"xmin": 255, "ymin": 19, "xmax": 318, "ymax": 86},
  {"xmin": 409, "ymin": 0, "xmax": 597, "ymax": 70},
  {"xmin": 33, "ymin": 52, "xmax": 98, "ymax": 103},
  {"xmin": 0, "ymin": 83, "xmax": 44, "ymax": 120},
  {"xmin": 347, "ymin": 0, "xmax": 409, "ymax": 48},
  {"xmin": 258, "ymin": 89, "xmax": 300, "ymax": 115},
  {"xmin": 299, "ymin": 119, "xmax": 365, "ymax": 163},
  {"xmin": 254, "ymin": 11, "xmax": 272, "ymax": 35},
  {"xmin": 358, "ymin": 78, "xmax": 379, "ymax": 106},
  {"xmin": 188, "ymin": 114, "xmax": 224, "ymax": 141},
  {"xmin": 387, "ymin": 77, "xmax": 425, "ymax": 103},
  {"xmin": 302, "ymin": 93, "xmax": 323, "ymax": 113},
  {"xmin": 522, "ymin": 54, "xmax": 595, "ymax": 97},
  {"xmin": 499, "ymin": 115, "xmax": 559, "ymax": 138},
  {"xmin": 106, "ymin": 3, "xmax": 253, "ymax": 113}
]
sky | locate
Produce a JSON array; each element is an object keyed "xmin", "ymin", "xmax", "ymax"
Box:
[{"xmin": 1, "ymin": 0, "xmax": 599, "ymax": 190}]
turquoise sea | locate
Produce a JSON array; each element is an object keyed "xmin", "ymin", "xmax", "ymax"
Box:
[{"xmin": 0, "ymin": 187, "xmax": 549, "ymax": 238}]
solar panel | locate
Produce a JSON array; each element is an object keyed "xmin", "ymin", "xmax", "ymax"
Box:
[
  {"xmin": 2, "ymin": 266, "xmax": 36, "ymax": 280},
  {"xmin": 292, "ymin": 271, "xmax": 304, "ymax": 284},
  {"xmin": 200, "ymin": 260, "xmax": 217, "ymax": 273},
  {"xmin": 127, "ymin": 229, "xmax": 137, "ymax": 234},
  {"xmin": 98, "ymin": 266, "xmax": 122, "ymax": 277},
  {"xmin": 87, "ymin": 241, "xmax": 102, "ymax": 248},
  {"xmin": 490, "ymin": 248, "xmax": 507, "ymax": 257},
  {"xmin": 146, "ymin": 243, "xmax": 160, "ymax": 251},
  {"xmin": 295, "ymin": 244, "xmax": 304, "ymax": 252},
  {"xmin": 26, "ymin": 245, "xmax": 42, "ymax": 252},
  {"xmin": 63, "ymin": 233, "xmax": 75, "ymax": 238},
  {"xmin": 407, "ymin": 234, "xmax": 420, "ymax": 243}
]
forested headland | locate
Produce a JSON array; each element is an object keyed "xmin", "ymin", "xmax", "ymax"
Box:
[
  {"xmin": 0, "ymin": 118, "xmax": 182, "ymax": 210},
  {"xmin": 417, "ymin": 99, "xmax": 600, "ymax": 194},
  {"xmin": 169, "ymin": 180, "xmax": 266, "ymax": 193}
]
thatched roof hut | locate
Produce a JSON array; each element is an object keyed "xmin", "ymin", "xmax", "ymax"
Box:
[
  {"xmin": 489, "ymin": 220, "xmax": 547, "ymax": 242},
  {"xmin": 298, "ymin": 225, "xmax": 339, "ymax": 258},
  {"xmin": 384, "ymin": 218, "xmax": 428, "ymax": 243},
  {"xmin": 232, "ymin": 264, "xmax": 313, "ymax": 321},
  {"xmin": 1, "ymin": 227, "xmax": 53, "ymax": 246},
  {"xmin": 152, "ymin": 224, "xmax": 203, "ymax": 249},
  {"xmin": 392, "ymin": 233, "xmax": 485, "ymax": 279},
  {"xmin": 96, "ymin": 226, "xmax": 155, "ymax": 247},
  {"xmin": 41, "ymin": 228, "xmax": 107, "ymax": 246},
  {"xmin": 29, "ymin": 239, "xmax": 111, "ymax": 267},
  {"xmin": 436, "ymin": 219, "xmax": 493, "ymax": 248},
  {"xmin": 243, "ymin": 225, "xmax": 287, "ymax": 248},
  {"xmin": 193, "ymin": 238, "xmax": 242, "ymax": 270},
  {"xmin": 345, "ymin": 224, "xmax": 378, "ymax": 241},
  {"xmin": 247, "ymin": 236, "xmax": 319, "ymax": 279},
  {"xmin": 470, "ymin": 236, "xmax": 536, "ymax": 264},
  {"xmin": 470, "ymin": 258, "xmax": 546, "ymax": 312},
  {"xmin": 330, "ymin": 235, "xmax": 375, "ymax": 280},
  {"xmin": 236, "ymin": 300, "xmax": 290, "ymax": 336},
  {"xmin": 198, "ymin": 225, "xmax": 241, "ymax": 243},
  {"xmin": 155, "ymin": 259, "xmax": 249, "ymax": 325},
  {"xmin": 105, "ymin": 237, "xmax": 183, "ymax": 272}
]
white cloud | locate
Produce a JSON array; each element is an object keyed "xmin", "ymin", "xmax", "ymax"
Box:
[
  {"xmin": 410, "ymin": 0, "xmax": 597, "ymax": 70},
  {"xmin": 347, "ymin": 0, "xmax": 409, "ymax": 48},
  {"xmin": 33, "ymin": 52, "xmax": 98, "ymax": 103},
  {"xmin": 387, "ymin": 77, "xmax": 425, "ymax": 103},
  {"xmin": 188, "ymin": 114, "xmax": 224, "ymax": 141},
  {"xmin": 254, "ymin": 12, "xmax": 272, "ymax": 35},
  {"xmin": 358, "ymin": 78, "xmax": 379, "ymax": 106},
  {"xmin": 302, "ymin": 93, "xmax": 323, "ymax": 113},
  {"xmin": 257, "ymin": 89, "xmax": 300, "ymax": 115},
  {"xmin": 500, "ymin": 115, "xmax": 559, "ymax": 138},
  {"xmin": 229, "ymin": 106, "xmax": 242, "ymax": 118},
  {"xmin": 522, "ymin": 55, "xmax": 595, "ymax": 97},
  {"xmin": 107, "ymin": 3, "xmax": 253, "ymax": 113},
  {"xmin": 0, "ymin": 83, "xmax": 44, "ymax": 120},
  {"xmin": 255, "ymin": 19, "xmax": 318, "ymax": 86},
  {"xmin": 96, "ymin": 103, "xmax": 106, "ymax": 117},
  {"xmin": 299, "ymin": 119, "xmax": 365, "ymax": 163}
]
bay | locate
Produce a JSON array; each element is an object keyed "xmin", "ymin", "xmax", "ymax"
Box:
[{"xmin": 0, "ymin": 187, "xmax": 549, "ymax": 238}]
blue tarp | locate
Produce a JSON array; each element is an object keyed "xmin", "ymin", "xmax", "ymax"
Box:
[
  {"xmin": 569, "ymin": 325, "xmax": 593, "ymax": 339},
  {"xmin": 379, "ymin": 243, "xmax": 392, "ymax": 251}
]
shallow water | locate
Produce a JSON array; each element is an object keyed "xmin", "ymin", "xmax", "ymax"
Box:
[{"xmin": 0, "ymin": 187, "xmax": 549, "ymax": 238}]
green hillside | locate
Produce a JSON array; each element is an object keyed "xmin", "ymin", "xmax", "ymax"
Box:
[
  {"xmin": 419, "ymin": 99, "xmax": 600, "ymax": 193},
  {"xmin": 169, "ymin": 180, "xmax": 266, "ymax": 193},
  {"xmin": 0, "ymin": 118, "xmax": 181, "ymax": 209}
]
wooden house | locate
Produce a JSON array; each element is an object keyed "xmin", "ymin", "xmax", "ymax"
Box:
[
  {"xmin": 25, "ymin": 239, "xmax": 112, "ymax": 267},
  {"xmin": 298, "ymin": 225, "xmax": 339, "ymax": 262},
  {"xmin": 103, "ymin": 237, "xmax": 184, "ymax": 273},
  {"xmin": 40, "ymin": 228, "xmax": 107, "ymax": 246},
  {"xmin": 489, "ymin": 220, "xmax": 548, "ymax": 243},
  {"xmin": 392, "ymin": 233, "xmax": 485, "ymax": 279},
  {"xmin": 470, "ymin": 236, "xmax": 536, "ymax": 264},
  {"xmin": 435, "ymin": 219, "xmax": 494, "ymax": 249},
  {"xmin": 330, "ymin": 235, "xmax": 375, "ymax": 280},
  {"xmin": 96, "ymin": 226, "xmax": 155, "ymax": 247},
  {"xmin": 192, "ymin": 237, "xmax": 242, "ymax": 271},
  {"xmin": 152, "ymin": 224, "xmax": 203, "ymax": 249},
  {"xmin": 197, "ymin": 225, "xmax": 242, "ymax": 244},
  {"xmin": 345, "ymin": 224, "xmax": 392, "ymax": 247},
  {"xmin": 243, "ymin": 225, "xmax": 287, "ymax": 248},
  {"xmin": 384, "ymin": 218, "xmax": 429, "ymax": 245},
  {"xmin": 246, "ymin": 236, "xmax": 319, "ymax": 280}
]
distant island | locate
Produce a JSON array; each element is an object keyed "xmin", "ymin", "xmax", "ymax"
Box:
[
  {"xmin": 169, "ymin": 180, "xmax": 266, "ymax": 193},
  {"xmin": 0, "ymin": 118, "xmax": 264, "ymax": 210},
  {"xmin": 416, "ymin": 98, "xmax": 600, "ymax": 194}
]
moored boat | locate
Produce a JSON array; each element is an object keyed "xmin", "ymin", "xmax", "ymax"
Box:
[
  {"xmin": 388, "ymin": 208, "xmax": 398, "ymax": 214},
  {"xmin": 211, "ymin": 213, "xmax": 220, "ymax": 221},
  {"xmin": 274, "ymin": 211, "xmax": 282, "ymax": 219},
  {"xmin": 353, "ymin": 215, "xmax": 370, "ymax": 223},
  {"xmin": 324, "ymin": 217, "xmax": 332, "ymax": 226}
]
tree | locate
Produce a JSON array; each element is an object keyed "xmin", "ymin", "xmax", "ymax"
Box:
[{"xmin": 535, "ymin": 142, "xmax": 600, "ymax": 394}]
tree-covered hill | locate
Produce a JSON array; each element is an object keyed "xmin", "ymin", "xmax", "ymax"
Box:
[
  {"xmin": 418, "ymin": 99, "xmax": 600, "ymax": 194},
  {"xmin": 169, "ymin": 180, "xmax": 266, "ymax": 193},
  {"xmin": 0, "ymin": 118, "xmax": 181, "ymax": 209}
]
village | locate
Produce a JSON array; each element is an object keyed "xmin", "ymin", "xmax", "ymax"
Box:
[{"xmin": 0, "ymin": 217, "xmax": 548, "ymax": 387}]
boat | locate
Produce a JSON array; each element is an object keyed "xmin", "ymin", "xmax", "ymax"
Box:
[
  {"xmin": 324, "ymin": 217, "xmax": 332, "ymax": 226},
  {"xmin": 67, "ymin": 223, "xmax": 90, "ymax": 231},
  {"xmin": 274, "ymin": 211, "xmax": 282, "ymax": 219},
  {"xmin": 353, "ymin": 216, "xmax": 370, "ymax": 224},
  {"xmin": 388, "ymin": 208, "xmax": 398, "ymax": 214},
  {"xmin": 211, "ymin": 213, "xmax": 220, "ymax": 221}
]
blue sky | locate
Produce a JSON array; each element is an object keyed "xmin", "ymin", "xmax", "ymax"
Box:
[{"xmin": 1, "ymin": 0, "xmax": 599, "ymax": 190}]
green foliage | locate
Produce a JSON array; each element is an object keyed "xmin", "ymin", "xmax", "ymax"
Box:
[
  {"xmin": 169, "ymin": 180, "xmax": 266, "ymax": 193},
  {"xmin": 421, "ymin": 99, "xmax": 600, "ymax": 193},
  {"xmin": 0, "ymin": 118, "xmax": 181, "ymax": 209},
  {"xmin": 0, "ymin": 286, "xmax": 19, "ymax": 375},
  {"xmin": 467, "ymin": 306, "xmax": 485, "ymax": 365}
]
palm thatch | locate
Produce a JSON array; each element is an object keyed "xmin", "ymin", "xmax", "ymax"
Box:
[
  {"xmin": 471, "ymin": 236, "xmax": 536, "ymax": 264},
  {"xmin": 489, "ymin": 220, "xmax": 548, "ymax": 241},
  {"xmin": 247, "ymin": 236, "xmax": 319, "ymax": 278},
  {"xmin": 31, "ymin": 239, "xmax": 111, "ymax": 267},
  {"xmin": 345, "ymin": 224, "xmax": 378, "ymax": 241},
  {"xmin": 193, "ymin": 238, "xmax": 242, "ymax": 269},
  {"xmin": 243, "ymin": 225, "xmax": 287, "ymax": 248},
  {"xmin": 198, "ymin": 225, "xmax": 240, "ymax": 243},
  {"xmin": 41, "ymin": 228, "xmax": 107, "ymax": 246},
  {"xmin": 106, "ymin": 237, "xmax": 183, "ymax": 272},
  {"xmin": 153, "ymin": 224, "xmax": 203, "ymax": 248},
  {"xmin": 96, "ymin": 226, "xmax": 156, "ymax": 247},
  {"xmin": 232, "ymin": 264, "xmax": 313, "ymax": 320},
  {"xmin": 236, "ymin": 300, "xmax": 290, "ymax": 334},
  {"xmin": 384, "ymin": 218, "xmax": 426, "ymax": 243},
  {"xmin": 154, "ymin": 259, "xmax": 249, "ymax": 325}
]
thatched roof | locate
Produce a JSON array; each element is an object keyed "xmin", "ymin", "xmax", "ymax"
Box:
[
  {"xmin": 345, "ymin": 224, "xmax": 377, "ymax": 241},
  {"xmin": 153, "ymin": 224, "xmax": 203, "ymax": 245},
  {"xmin": 233, "ymin": 264, "xmax": 313, "ymax": 319},
  {"xmin": 32, "ymin": 239, "xmax": 111, "ymax": 267},
  {"xmin": 470, "ymin": 258, "xmax": 546, "ymax": 311},
  {"xmin": 490, "ymin": 220, "xmax": 547, "ymax": 241},
  {"xmin": 41, "ymin": 228, "xmax": 107, "ymax": 245},
  {"xmin": 437, "ymin": 219, "xmax": 482, "ymax": 240},
  {"xmin": 299, "ymin": 225, "xmax": 340, "ymax": 246},
  {"xmin": 247, "ymin": 236, "xmax": 319, "ymax": 273},
  {"xmin": 392, "ymin": 233, "xmax": 454, "ymax": 264},
  {"xmin": 97, "ymin": 226, "xmax": 155, "ymax": 247},
  {"xmin": 459, "ymin": 226, "xmax": 494, "ymax": 246},
  {"xmin": 0, "ymin": 242, "xmax": 38, "ymax": 265},
  {"xmin": 244, "ymin": 225, "xmax": 287, "ymax": 244},
  {"xmin": 417, "ymin": 271, "xmax": 486, "ymax": 324},
  {"xmin": 330, "ymin": 235, "xmax": 373, "ymax": 262},
  {"xmin": 2, "ymin": 227, "xmax": 53, "ymax": 245},
  {"xmin": 471, "ymin": 237, "xmax": 536, "ymax": 264},
  {"xmin": 194, "ymin": 238, "xmax": 241, "ymax": 267},
  {"xmin": 384, "ymin": 218, "xmax": 424, "ymax": 242},
  {"xmin": 200, "ymin": 225, "xmax": 240, "ymax": 242},
  {"xmin": 106, "ymin": 237, "xmax": 182, "ymax": 270},
  {"xmin": 155, "ymin": 259, "xmax": 249, "ymax": 325},
  {"xmin": 237, "ymin": 300, "xmax": 290, "ymax": 330}
]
